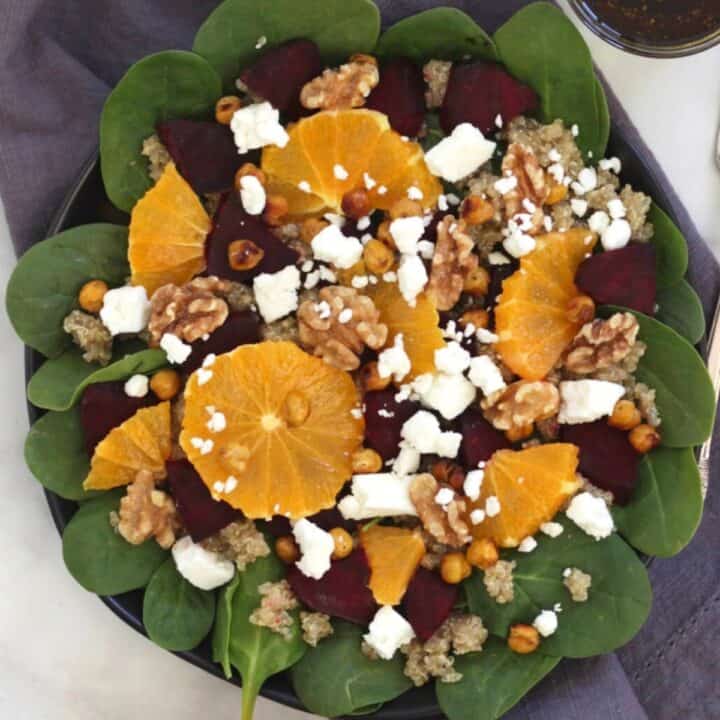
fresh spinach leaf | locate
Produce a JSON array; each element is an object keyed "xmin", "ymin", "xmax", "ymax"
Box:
[
  {"xmin": 494, "ymin": 2, "xmax": 605, "ymax": 160},
  {"xmin": 648, "ymin": 203, "xmax": 689, "ymax": 289},
  {"xmin": 614, "ymin": 447, "xmax": 703, "ymax": 558},
  {"xmin": 63, "ymin": 490, "xmax": 168, "ymax": 595},
  {"xmin": 100, "ymin": 51, "xmax": 222, "ymax": 212},
  {"xmin": 375, "ymin": 8, "xmax": 498, "ymax": 63},
  {"xmin": 291, "ymin": 621, "xmax": 412, "ymax": 717},
  {"xmin": 143, "ymin": 557, "xmax": 216, "ymax": 651},
  {"xmin": 464, "ymin": 517, "xmax": 652, "ymax": 658},
  {"xmin": 213, "ymin": 555, "xmax": 306, "ymax": 720},
  {"xmin": 436, "ymin": 636, "xmax": 560, "ymax": 720},
  {"xmin": 6, "ymin": 224, "xmax": 129, "ymax": 358},
  {"xmin": 655, "ymin": 279, "xmax": 706, "ymax": 344},
  {"xmin": 28, "ymin": 345, "xmax": 166, "ymax": 412},
  {"xmin": 193, "ymin": 0, "xmax": 381, "ymax": 91}
]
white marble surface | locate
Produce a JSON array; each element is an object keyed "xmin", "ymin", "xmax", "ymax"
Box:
[{"xmin": 1, "ymin": 11, "xmax": 719, "ymax": 719}]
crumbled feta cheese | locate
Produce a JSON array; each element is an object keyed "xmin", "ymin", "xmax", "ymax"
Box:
[
  {"xmin": 588, "ymin": 210, "xmax": 610, "ymax": 235},
  {"xmin": 298, "ymin": 180, "xmax": 312, "ymax": 193},
  {"xmin": 566, "ymin": 492, "xmax": 614, "ymax": 540},
  {"xmin": 304, "ymin": 270, "xmax": 320, "ymax": 289},
  {"xmin": 190, "ymin": 436, "xmax": 214, "ymax": 455},
  {"xmin": 540, "ymin": 522, "xmax": 564, "ymax": 538},
  {"xmin": 311, "ymin": 224, "xmax": 363, "ymax": 269},
  {"xmin": 606, "ymin": 198, "xmax": 626, "ymax": 219},
  {"xmin": 495, "ymin": 113, "xmax": 503, "ymax": 129},
  {"xmin": 434, "ymin": 431, "xmax": 462, "ymax": 459},
  {"xmin": 324, "ymin": 212, "xmax": 345, "ymax": 227},
  {"xmin": 570, "ymin": 198, "xmax": 588, "ymax": 217},
  {"xmin": 239, "ymin": 174, "xmax": 267, "ymax": 215},
  {"xmin": 488, "ymin": 251, "xmax": 511, "ymax": 266},
  {"xmin": 378, "ymin": 333, "xmax": 411, "ymax": 383},
  {"xmin": 494, "ymin": 175, "xmax": 519, "ymax": 195},
  {"xmin": 470, "ymin": 509, "xmax": 486, "ymax": 525},
  {"xmin": 424, "ymin": 123, "xmax": 496, "ymax": 182},
  {"xmin": 351, "ymin": 275, "xmax": 369, "ymax": 289},
  {"xmin": 338, "ymin": 308, "xmax": 353, "ymax": 324},
  {"xmin": 172, "ymin": 536, "xmax": 235, "ymax": 591},
  {"xmin": 417, "ymin": 240, "xmax": 435, "ymax": 259},
  {"xmin": 407, "ymin": 186, "xmax": 424, "ymax": 200},
  {"xmin": 468, "ymin": 356, "xmax": 507, "ymax": 396},
  {"xmin": 476, "ymin": 328, "xmax": 499, "ymax": 344},
  {"xmin": 599, "ymin": 157, "xmax": 622, "ymax": 174},
  {"xmin": 601, "ymin": 218, "xmax": 632, "ymax": 251},
  {"xmin": 230, "ymin": 101, "xmax": 289, "ymax": 154},
  {"xmin": 548, "ymin": 148, "xmax": 562, "ymax": 163},
  {"xmin": 124, "ymin": 374, "xmax": 149, "ymax": 398},
  {"xmin": 518, "ymin": 536, "xmax": 537, "ymax": 553},
  {"xmin": 571, "ymin": 124, "xmax": 579, "ymax": 137},
  {"xmin": 558, "ymin": 380, "xmax": 625, "ymax": 424},
  {"xmin": 390, "ymin": 216, "xmax": 425, "ymax": 254},
  {"xmin": 202, "ymin": 354, "xmax": 216, "ymax": 368},
  {"xmin": 437, "ymin": 194, "xmax": 449, "ymax": 211},
  {"xmin": 333, "ymin": 163, "xmax": 349, "ymax": 180},
  {"xmin": 393, "ymin": 444, "xmax": 421, "ymax": 476},
  {"xmin": 207, "ymin": 411, "xmax": 227, "ymax": 433},
  {"xmin": 543, "ymin": 215, "xmax": 554, "ymax": 232},
  {"xmin": 401, "ymin": 410, "xmax": 442, "ymax": 454},
  {"xmin": 197, "ymin": 368, "xmax": 213, "ymax": 386},
  {"xmin": 463, "ymin": 469, "xmax": 484, "ymax": 501},
  {"xmin": 397, "ymin": 254, "xmax": 428, "ymax": 306},
  {"xmin": 377, "ymin": 185, "xmax": 388, "ymax": 195},
  {"xmin": 503, "ymin": 227, "xmax": 536, "ymax": 258},
  {"xmin": 160, "ymin": 333, "xmax": 192, "ymax": 365},
  {"xmin": 293, "ymin": 519, "xmax": 335, "ymax": 579},
  {"xmin": 485, "ymin": 496, "xmax": 501, "ymax": 517},
  {"xmin": 100, "ymin": 285, "xmax": 151, "ymax": 336},
  {"xmin": 576, "ymin": 167, "xmax": 597, "ymax": 192},
  {"xmin": 419, "ymin": 373, "xmax": 476, "ymax": 421},
  {"xmin": 435, "ymin": 487, "xmax": 455, "ymax": 506},
  {"xmin": 255, "ymin": 35, "xmax": 267, "ymax": 49},
  {"xmin": 357, "ymin": 215, "xmax": 371, "ymax": 231},
  {"xmin": 253, "ymin": 266, "xmax": 301, "ymax": 323},
  {"xmin": 338, "ymin": 473, "xmax": 418, "ymax": 520},
  {"xmin": 315, "ymin": 301, "xmax": 331, "ymax": 319},
  {"xmin": 318, "ymin": 266, "xmax": 336, "ymax": 282},
  {"xmin": 533, "ymin": 609, "xmax": 558, "ymax": 637},
  {"xmin": 434, "ymin": 341, "xmax": 471, "ymax": 375},
  {"xmin": 383, "ymin": 271, "xmax": 397, "ymax": 283},
  {"xmin": 547, "ymin": 163, "xmax": 565, "ymax": 184},
  {"xmin": 364, "ymin": 606, "xmax": 416, "ymax": 660},
  {"xmin": 446, "ymin": 193, "xmax": 461, "ymax": 205},
  {"xmin": 363, "ymin": 172, "xmax": 377, "ymax": 190}
]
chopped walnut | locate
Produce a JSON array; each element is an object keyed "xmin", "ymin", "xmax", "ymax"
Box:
[
  {"xmin": 409, "ymin": 474, "xmax": 471, "ymax": 548},
  {"xmin": 63, "ymin": 309, "xmax": 113, "ymax": 365},
  {"xmin": 300, "ymin": 56, "xmax": 379, "ymax": 110},
  {"xmin": 248, "ymin": 580, "xmax": 299, "ymax": 641},
  {"xmin": 117, "ymin": 470, "xmax": 180, "ymax": 549},
  {"xmin": 563, "ymin": 312, "xmax": 639, "ymax": 374},
  {"xmin": 564, "ymin": 567, "xmax": 592, "ymax": 602},
  {"xmin": 141, "ymin": 134, "xmax": 171, "ymax": 182},
  {"xmin": 483, "ymin": 559, "xmax": 516, "ymax": 604},
  {"xmin": 501, "ymin": 143, "xmax": 548, "ymax": 233},
  {"xmin": 202, "ymin": 519, "xmax": 270, "ymax": 571},
  {"xmin": 148, "ymin": 276, "xmax": 231, "ymax": 345},
  {"xmin": 297, "ymin": 285, "xmax": 387, "ymax": 370},
  {"xmin": 423, "ymin": 59, "xmax": 452, "ymax": 108},
  {"xmin": 427, "ymin": 217, "xmax": 479, "ymax": 311},
  {"xmin": 482, "ymin": 380, "xmax": 560, "ymax": 432},
  {"xmin": 300, "ymin": 611, "xmax": 334, "ymax": 647}
]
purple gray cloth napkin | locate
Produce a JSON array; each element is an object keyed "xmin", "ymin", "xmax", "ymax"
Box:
[{"xmin": 0, "ymin": 1, "xmax": 718, "ymax": 718}]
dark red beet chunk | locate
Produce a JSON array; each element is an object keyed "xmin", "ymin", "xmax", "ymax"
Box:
[
  {"xmin": 206, "ymin": 194, "xmax": 298, "ymax": 282},
  {"xmin": 166, "ymin": 460, "xmax": 241, "ymax": 541},
  {"xmin": 562, "ymin": 421, "xmax": 640, "ymax": 505},
  {"xmin": 576, "ymin": 243, "xmax": 657, "ymax": 315},
  {"xmin": 366, "ymin": 58, "xmax": 425, "ymax": 137},
  {"xmin": 240, "ymin": 39, "xmax": 322, "ymax": 117},
  {"xmin": 363, "ymin": 389, "xmax": 420, "ymax": 461},
  {"xmin": 261, "ymin": 506, "xmax": 354, "ymax": 538},
  {"xmin": 287, "ymin": 548, "xmax": 377, "ymax": 624},
  {"xmin": 402, "ymin": 567, "xmax": 458, "ymax": 641},
  {"xmin": 440, "ymin": 62, "xmax": 538, "ymax": 135},
  {"xmin": 157, "ymin": 120, "xmax": 245, "ymax": 195},
  {"xmin": 80, "ymin": 382, "xmax": 155, "ymax": 454},
  {"xmin": 459, "ymin": 408, "xmax": 510, "ymax": 468}
]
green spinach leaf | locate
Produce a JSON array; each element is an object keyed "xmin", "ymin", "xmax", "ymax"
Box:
[
  {"xmin": 648, "ymin": 203, "xmax": 689, "ymax": 289},
  {"xmin": 6, "ymin": 224, "xmax": 129, "ymax": 358},
  {"xmin": 614, "ymin": 447, "xmax": 703, "ymax": 558},
  {"xmin": 143, "ymin": 557, "xmax": 216, "ymax": 651},
  {"xmin": 655, "ymin": 279, "xmax": 705, "ymax": 344},
  {"xmin": 375, "ymin": 8, "xmax": 497, "ymax": 63},
  {"xmin": 291, "ymin": 621, "xmax": 412, "ymax": 717},
  {"xmin": 436, "ymin": 637, "xmax": 560, "ymax": 720},
  {"xmin": 63, "ymin": 490, "xmax": 168, "ymax": 595},
  {"xmin": 100, "ymin": 51, "xmax": 222, "ymax": 212},
  {"xmin": 193, "ymin": 0, "xmax": 380, "ymax": 91},
  {"xmin": 213, "ymin": 555, "xmax": 306, "ymax": 720},
  {"xmin": 28, "ymin": 345, "xmax": 166, "ymax": 412},
  {"xmin": 464, "ymin": 517, "xmax": 652, "ymax": 658}
]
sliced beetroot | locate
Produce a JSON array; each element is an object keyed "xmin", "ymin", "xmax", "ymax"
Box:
[
  {"xmin": 157, "ymin": 120, "xmax": 245, "ymax": 195},
  {"xmin": 561, "ymin": 421, "xmax": 640, "ymax": 505},
  {"xmin": 459, "ymin": 408, "xmax": 510, "ymax": 468},
  {"xmin": 366, "ymin": 58, "xmax": 425, "ymax": 137},
  {"xmin": 287, "ymin": 548, "xmax": 377, "ymax": 624},
  {"xmin": 80, "ymin": 382, "xmax": 155, "ymax": 454},
  {"xmin": 440, "ymin": 62, "xmax": 538, "ymax": 135},
  {"xmin": 262, "ymin": 516, "xmax": 293, "ymax": 537},
  {"xmin": 363, "ymin": 389, "xmax": 420, "ymax": 462},
  {"xmin": 206, "ymin": 194, "xmax": 298, "ymax": 282},
  {"xmin": 402, "ymin": 567, "xmax": 458, "ymax": 641},
  {"xmin": 166, "ymin": 459, "xmax": 241, "ymax": 541},
  {"xmin": 261, "ymin": 506, "xmax": 354, "ymax": 539},
  {"xmin": 575, "ymin": 243, "xmax": 657, "ymax": 316},
  {"xmin": 240, "ymin": 39, "xmax": 322, "ymax": 117}
]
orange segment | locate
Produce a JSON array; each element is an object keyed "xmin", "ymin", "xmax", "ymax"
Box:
[
  {"xmin": 128, "ymin": 162, "xmax": 210, "ymax": 295},
  {"xmin": 495, "ymin": 229, "xmax": 597, "ymax": 380},
  {"xmin": 468, "ymin": 444, "xmax": 581, "ymax": 548},
  {"xmin": 84, "ymin": 402, "xmax": 172, "ymax": 490},
  {"xmin": 180, "ymin": 342, "xmax": 364, "ymax": 519},
  {"xmin": 361, "ymin": 525, "xmax": 426, "ymax": 605}
]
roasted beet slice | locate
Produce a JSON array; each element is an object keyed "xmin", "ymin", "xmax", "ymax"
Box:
[
  {"xmin": 440, "ymin": 62, "xmax": 538, "ymax": 135},
  {"xmin": 363, "ymin": 389, "xmax": 420, "ymax": 461},
  {"xmin": 459, "ymin": 408, "xmax": 510, "ymax": 468},
  {"xmin": 366, "ymin": 58, "xmax": 425, "ymax": 137},
  {"xmin": 157, "ymin": 120, "xmax": 245, "ymax": 195},
  {"xmin": 576, "ymin": 243, "xmax": 657, "ymax": 315},
  {"xmin": 287, "ymin": 548, "xmax": 377, "ymax": 624},
  {"xmin": 80, "ymin": 382, "xmax": 155, "ymax": 454},
  {"xmin": 261, "ymin": 506, "xmax": 354, "ymax": 539},
  {"xmin": 402, "ymin": 567, "xmax": 458, "ymax": 641},
  {"xmin": 561, "ymin": 421, "xmax": 640, "ymax": 505},
  {"xmin": 240, "ymin": 39, "xmax": 322, "ymax": 117},
  {"xmin": 206, "ymin": 194, "xmax": 298, "ymax": 282},
  {"xmin": 166, "ymin": 459, "xmax": 241, "ymax": 541}
]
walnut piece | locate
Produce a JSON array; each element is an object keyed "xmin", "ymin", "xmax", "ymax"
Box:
[
  {"xmin": 501, "ymin": 143, "xmax": 548, "ymax": 233},
  {"xmin": 423, "ymin": 60, "xmax": 452, "ymax": 109},
  {"xmin": 148, "ymin": 276, "xmax": 232, "ymax": 345},
  {"xmin": 427, "ymin": 216, "xmax": 479, "ymax": 311},
  {"xmin": 297, "ymin": 285, "xmax": 387, "ymax": 371},
  {"xmin": 563, "ymin": 312, "xmax": 639, "ymax": 374},
  {"xmin": 409, "ymin": 474, "xmax": 471, "ymax": 548},
  {"xmin": 300, "ymin": 57, "xmax": 379, "ymax": 111},
  {"xmin": 63, "ymin": 309, "xmax": 113, "ymax": 365},
  {"xmin": 117, "ymin": 470, "xmax": 180, "ymax": 549},
  {"xmin": 482, "ymin": 380, "xmax": 560, "ymax": 431}
]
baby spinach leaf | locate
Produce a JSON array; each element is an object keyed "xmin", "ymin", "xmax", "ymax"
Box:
[
  {"xmin": 100, "ymin": 51, "xmax": 222, "ymax": 212},
  {"xmin": 494, "ymin": 2, "xmax": 605, "ymax": 160},
  {"xmin": 63, "ymin": 490, "xmax": 168, "ymax": 595},
  {"xmin": 5, "ymin": 224, "xmax": 129, "ymax": 358},
  {"xmin": 193, "ymin": 0, "xmax": 381, "ymax": 91},
  {"xmin": 648, "ymin": 203, "xmax": 689, "ymax": 288},
  {"xmin": 613, "ymin": 447, "xmax": 703, "ymax": 558},
  {"xmin": 464, "ymin": 517, "xmax": 652, "ymax": 658},
  {"xmin": 291, "ymin": 621, "xmax": 412, "ymax": 717},
  {"xmin": 375, "ymin": 8, "xmax": 498, "ymax": 63},
  {"xmin": 143, "ymin": 557, "xmax": 216, "ymax": 651},
  {"xmin": 213, "ymin": 554, "xmax": 306, "ymax": 720},
  {"xmin": 655, "ymin": 279, "xmax": 705, "ymax": 345},
  {"xmin": 27, "ymin": 345, "xmax": 166, "ymax": 412},
  {"xmin": 436, "ymin": 637, "xmax": 560, "ymax": 720}
]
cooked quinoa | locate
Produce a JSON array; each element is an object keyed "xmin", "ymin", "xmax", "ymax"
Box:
[
  {"xmin": 483, "ymin": 560, "xmax": 516, "ymax": 604},
  {"xmin": 141, "ymin": 134, "xmax": 171, "ymax": 182},
  {"xmin": 202, "ymin": 519, "xmax": 270, "ymax": 570},
  {"xmin": 300, "ymin": 611, "xmax": 334, "ymax": 647},
  {"xmin": 222, "ymin": 281, "xmax": 255, "ymax": 312},
  {"xmin": 63, "ymin": 309, "xmax": 113, "ymax": 365},
  {"xmin": 248, "ymin": 580, "xmax": 298, "ymax": 640},
  {"xmin": 423, "ymin": 59, "xmax": 452, "ymax": 109},
  {"xmin": 564, "ymin": 567, "xmax": 592, "ymax": 602},
  {"xmin": 634, "ymin": 382, "xmax": 662, "ymax": 427}
]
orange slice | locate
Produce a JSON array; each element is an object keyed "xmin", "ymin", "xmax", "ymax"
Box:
[
  {"xmin": 128, "ymin": 162, "xmax": 210, "ymax": 295},
  {"xmin": 261, "ymin": 110, "xmax": 441, "ymax": 216},
  {"xmin": 180, "ymin": 341, "xmax": 364, "ymax": 519},
  {"xmin": 361, "ymin": 525, "xmax": 426, "ymax": 605},
  {"xmin": 84, "ymin": 402, "xmax": 172, "ymax": 490},
  {"xmin": 494, "ymin": 229, "xmax": 598, "ymax": 380},
  {"xmin": 468, "ymin": 444, "xmax": 581, "ymax": 548}
]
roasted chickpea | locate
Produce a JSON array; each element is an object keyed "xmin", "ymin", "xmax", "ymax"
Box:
[
  {"xmin": 461, "ymin": 195, "xmax": 494, "ymax": 225},
  {"xmin": 228, "ymin": 239, "xmax": 265, "ymax": 271},
  {"xmin": 363, "ymin": 239, "xmax": 395, "ymax": 276},
  {"xmin": 330, "ymin": 527, "xmax": 354, "ymax": 559},
  {"xmin": 215, "ymin": 95, "xmax": 243, "ymax": 124},
  {"xmin": 388, "ymin": 198, "xmax": 423, "ymax": 220},
  {"xmin": 440, "ymin": 552, "xmax": 472, "ymax": 584},
  {"xmin": 263, "ymin": 194, "xmax": 289, "ymax": 226},
  {"xmin": 78, "ymin": 279, "xmax": 109, "ymax": 314},
  {"xmin": 276, "ymin": 535, "xmax": 300, "ymax": 564},
  {"xmin": 507, "ymin": 624, "xmax": 540, "ymax": 654},
  {"xmin": 341, "ymin": 188, "xmax": 372, "ymax": 219},
  {"xmin": 463, "ymin": 267, "xmax": 491, "ymax": 296},
  {"xmin": 149, "ymin": 369, "xmax": 182, "ymax": 401},
  {"xmin": 351, "ymin": 448, "xmax": 383, "ymax": 474},
  {"xmin": 608, "ymin": 400, "xmax": 642, "ymax": 431},
  {"xmin": 629, "ymin": 424, "xmax": 661, "ymax": 454},
  {"xmin": 466, "ymin": 538, "xmax": 499, "ymax": 570}
]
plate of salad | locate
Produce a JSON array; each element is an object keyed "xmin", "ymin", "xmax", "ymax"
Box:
[{"xmin": 6, "ymin": 1, "xmax": 716, "ymax": 719}]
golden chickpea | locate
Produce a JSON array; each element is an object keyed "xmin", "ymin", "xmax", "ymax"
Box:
[
  {"xmin": 330, "ymin": 527, "xmax": 354, "ymax": 559},
  {"xmin": 263, "ymin": 194, "xmax": 289, "ymax": 226},
  {"xmin": 359, "ymin": 361, "xmax": 392, "ymax": 392},
  {"xmin": 461, "ymin": 195, "xmax": 494, "ymax": 225},
  {"xmin": 459, "ymin": 308, "xmax": 490, "ymax": 330},
  {"xmin": 276, "ymin": 535, "xmax": 300, "ymax": 564},
  {"xmin": 440, "ymin": 552, "xmax": 472, "ymax": 585},
  {"xmin": 341, "ymin": 188, "xmax": 372, "ymax": 219},
  {"xmin": 363, "ymin": 239, "xmax": 395, "ymax": 276},
  {"xmin": 466, "ymin": 538, "xmax": 499, "ymax": 570},
  {"xmin": 505, "ymin": 423, "xmax": 534, "ymax": 443},
  {"xmin": 463, "ymin": 267, "xmax": 491, "ymax": 296},
  {"xmin": 507, "ymin": 624, "xmax": 540, "ymax": 654},
  {"xmin": 149, "ymin": 369, "xmax": 182, "ymax": 401},
  {"xmin": 546, "ymin": 179, "xmax": 568, "ymax": 205},
  {"xmin": 629, "ymin": 424, "xmax": 661, "ymax": 454},
  {"xmin": 388, "ymin": 198, "xmax": 423, "ymax": 220},
  {"xmin": 608, "ymin": 400, "xmax": 642, "ymax": 431},
  {"xmin": 78, "ymin": 279, "xmax": 109, "ymax": 314},
  {"xmin": 228, "ymin": 239, "xmax": 265, "ymax": 271},
  {"xmin": 234, "ymin": 162, "xmax": 266, "ymax": 192},
  {"xmin": 566, "ymin": 294, "xmax": 596, "ymax": 324},
  {"xmin": 351, "ymin": 447, "xmax": 383, "ymax": 474},
  {"xmin": 215, "ymin": 95, "xmax": 243, "ymax": 124}
]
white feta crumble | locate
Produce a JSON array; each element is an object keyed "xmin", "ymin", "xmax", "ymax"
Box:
[
  {"xmin": 401, "ymin": 410, "xmax": 441, "ymax": 453},
  {"xmin": 419, "ymin": 373, "xmax": 476, "ymax": 421},
  {"xmin": 558, "ymin": 380, "xmax": 625, "ymax": 424},
  {"xmin": 424, "ymin": 123, "xmax": 496, "ymax": 182},
  {"xmin": 338, "ymin": 308, "xmax": 353, "ymax": 324},
  {"xmin": 304, "ymin": 270, "xmax": 320, "ymax": 289},
  {"xmin": 434, "ymin": 341, "xmax": 471, "ymax": 375},
  {"xmin": 383, "ymin": 271, "xmax": 397, "ymax": 283},
  {"xmin": 570, "ymin": 198, "xmax": 588, "ymax": 217},
  {"xmin": 397, "ymin": 254, "xmax": 428, "ymax": 306},
  {"xmin": 298, "ymin": 180, "xmax": 312, "ymax": 193},
  {"xmin": 437, "ymin": 194, "xmax": 449, "ymax": 211},
  {"xmin": 588, "ymin": 210, "xmax": 610, "ymax": 235},
  {"xmin": 435, "ymin": 487, "xmax": 455, "ymax": 506},
  {"xmin": 333, "ymin": 163, "xmax": 349, "ymax": 180},
  {"xmin": 495, "ymin": 113, "xmax": 503, "ymax": 129},
  {"xmin": 378, "ymin": 333, "xmax": 411, "ymax": 383},
  {"xmin": 351, "ymin": 275, "xmax": 369, "ymax": 289},
  {"xmin": 468, "ymin": 356, "xmax": 507, "ymax": 396},
  {"xmin": 476, "ymin": 328, "xmax": 499, "ymax": 344},
  {"xmin": 239, "ymin": 174, "xmax": 267, "ymax": 215},
  {"xmin": 607, "ymin": 198, "xmax": 627, "ymax": 219},
  {"xmin": 357, "ymin": 215, "xmax": 371, "ymax": 231},
  {"xmin": 363, "ymin": 606, "xmax": 416, "ymax": 660},
  {"xmin": 293, "ymin": 519, "xmax": 335, "ymax": 580},
  {"xmin": 488, "ymin": 251, "xmax": 511, "ymax": 266},
  {"xmin": 324, "ymin": 212, "xmax": 345, "ymax": 227},
  {"xmin": 445, "ymin": 193, "xmax": 461, "ymax": 205},
  {"xmin": 463, "ymin": 469, "xmax": 484, "ymax": 501},
  {"xmin": 599, "ymin": 157, "xmax": 622, "ymax": 174},
  {"xmin": 503, "ymin": 229, "xmax": 536, "ymax": 259},
  {"xmin": 124, "ymin": 374, "xmax": 149, "ymax": 398},
  {"xmin": 470, "ymin": 509, "xmax": 486, "ymax": 525},
  {"xmin": 494, "ymin": 175, "xmax": 519, "ymax": 195},
  {"xmin": 601, "ymin": 219, "xmax": 632, "ymax": 251},
  {"xmin": 533, "ymin": 609, "xmax": 558, "ymax": 637},
  {"xmin": 393, "ymin": 444, "xmax": 421, "ymax": 476},
  {"xmin": 548, "ymin": 148, "xmax": 562, "ymax": 163},
  {"xmin": 100, "ymin": 285, "xmax": 151, "ymax": 336},
  {"xmin": 417, "ymin": 240, "xmax": 435, "ymax": 259},
  {"xmin": 255, "ymin": 35, "xmax": 267, "ymax": 49},
  {"xmin": 311, "ymin": 224, "xmax": 363, "ymax": 269},
  {"xmin": 434, "ymin": 431, "xmax": 462, "ymax": 459},
  {"xmin": 485, "ymin": 496, "xmax": 501, "ymax": 517},
  {"xmin": 160, "ymin": 333, "xmax": 192, "ymax": 365},
  {"xmin": 576, "ymin": 167, "xmax": 597, "ymax": 192},
  {"xmin": 172, "ymin": 536, "xmax": 235, "ymax": 591},
  {"xmin": 407, "ymin": 186, "xmax": 424, "ymax": 200},
  {"xmin": 566, "ymin": 492, "xmax": 614, "ymax": 540},
  {"xmin": 518, "ymin": 536, "xmax": 538, "ymax": 553},
  {"xmin": 363, "ymin": 172, "xmax": 377, "ymax": 190},
  {"xmin": 540, "ymin": 522, "xmax": 564, "ymax": 538},
  {"xmin": 338, "ymin": 473, "xmax": 418, "ymax": 520},
  {"xmin": 390, "ymin": 216, "xmax": 425, "ymax": 254},
  {"xmin": 197, "ymin": 368, "xmax": 213, "ymax": 386},
  {"xmin": 253, "ymin": 266, "xmax": 301, "ymax": 323},
  {"xmin": 230, "ymin": 101, "xmax": 289, "ymax": 154},
  {"xmin": 377, "ymin": 185, "xmax": 388, "ymax": 195},
  {"xmin": 547, "ymin": 163, "xmax": 565, "ymax": 184},
  {"xmin": 207, "ymin": 411, "xmax": 227, "ymax": 433},
  {"xmin": 571, "ymin": 124, "xmax": 580, "ymax": 137}
]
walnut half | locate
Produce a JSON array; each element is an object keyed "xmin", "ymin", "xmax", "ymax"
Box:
[
  {"xmin": 300, "ymin": 55, "xmax": 379, "ymax": 111},
  {"xmin": 482, "ymin": 380, "xmax": 560, "ymax": 431},
  {"xmin": 409, "ymin": 474, "xmax": 471, "ymax": 549},
  {"xmin": 500, "ymin": 143, "xmax": 548, "ymax": 233},
  {"xmin": 563, "ymin": 312, "xmax": 639, "ymax": 374}
]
